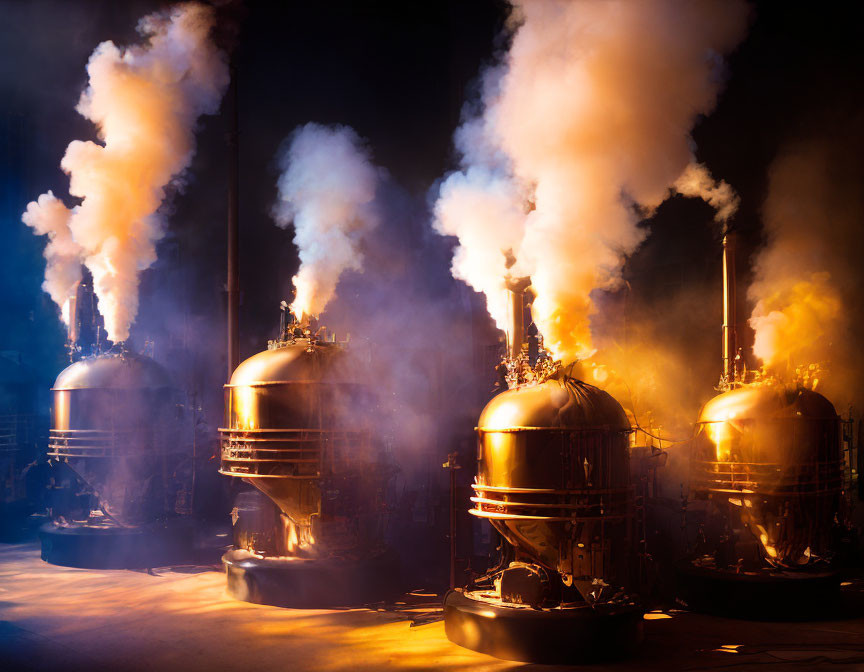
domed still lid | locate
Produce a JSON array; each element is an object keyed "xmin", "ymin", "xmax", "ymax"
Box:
[
  {"xmin": 52, "ymin": 352, "xmax": 172, "ymax": 391},
  {"xmin": 479, "ymin": 372, "xmax": 630, "ymax": 432}
]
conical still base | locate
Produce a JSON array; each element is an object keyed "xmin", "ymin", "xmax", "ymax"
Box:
[
  {"xmin": 443, "ymin": 589, "xmax": 643, "ymax": 664},
  {"xmin": 675, "ymin": 560, "xmax": 842, "ymax": 620},
  {"xmin": 39, "ymin": 520, "xmax": 194, "ymax": 569},
  {"xmin": 223, "ymin": 547, "xmax": 402, "ymax": 608}
]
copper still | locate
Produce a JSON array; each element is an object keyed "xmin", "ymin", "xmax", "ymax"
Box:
[
  {"xmin": 691, "ymin": 385, "xmax": 842, "ymax": 568},
  {"xmin": 219, "ymin": 308, "xmax": 395, "ymax": 606},
  {"xmin": 444, "ymin": 285, "xmax": 642, "ymax": 664},
  {"xmin": 35, "ymin": 276, "xmax": 194, "ymax": 567},
  {"xmin": 47, "ymin": 350, "xmax": 184, "ymax": 526},
  {"xmin": 472, "ymin": 372, "xmax": 635, "ymax": 592},
  {"xmin": 679, "ymin": 232, "xmax": 844, "ymax": 615}
]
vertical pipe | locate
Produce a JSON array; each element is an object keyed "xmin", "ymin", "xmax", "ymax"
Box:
[
  {"xmin": 66, "ymin": 288, "xmax": 79, "ymax": 362},
  {"xmin": 444, "ymin": 451, "xmax": 460, "ymax": 589},
  {"xmin": 449, "ymin": 458, "xmax": 456, "ymax": 589},
  {"xmin": 508, "ymin": 288, "xmax": 524, "ymax": 360},
  {"xmin": 857, "ymin": 419, "xmax": 863, "ymax": 502},
  {"xmin": 227, "ymin": 65, "xmax": 240, "ymax": 381},
  {"xmin": 722, "ymin": 232, "xmax": 737, "ymax": 383}
]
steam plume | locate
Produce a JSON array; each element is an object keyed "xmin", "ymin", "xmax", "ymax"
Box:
[
  {"xmin": 433, "ymin": 0, "xmax": 748, "ymax": 363},
  {"xmin": 433, "ymin": 168, "xmax": 527, "ymax": 330},
  {"xmin": 21, "ymin": 192, "xmax": 80, "ymax": 325},
  {"xmin": 747, "ymin": 138, "xmax": 863, "ymax": 406},
  {"xmin": 273, "ymin": 123, "xmax": 380, "ymax": 320},
  {"xmin": 24, "ymin": 2, "xmax": 228, "ymax": 342},
  {"xmin": 673, "ymin": 162, "xmax": 740, "ymax": 225}
]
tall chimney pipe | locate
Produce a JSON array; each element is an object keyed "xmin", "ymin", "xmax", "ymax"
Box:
[
  {"xmin": 509, "ymin": 289, "xmax": 524, "ymax": 360},
  {"xmin": 227, "ymin": 64, "xmax": 240, "ymax": 382},
  {"xmin": 67, "ymin": 287, "xmax": 79, "ymax": 350},
  {"xmin": 506, "ymin": 276, "xmax": 532, "ymax": 360},
  {"xmin": 722, "ymin": 232, "xmax": 737, "ymax": 383}
]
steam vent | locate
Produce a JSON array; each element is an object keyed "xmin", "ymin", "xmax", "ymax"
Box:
[
  {"xmin": 4, "ymin": 3, "xmax": 864, "ymax": 671},
  {"xmin": 219, "ymin": 310, "xmax": 397, "ymax": 607}
]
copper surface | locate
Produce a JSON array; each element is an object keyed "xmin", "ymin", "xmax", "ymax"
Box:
[
  {"xmin": 473, "ymin": 374, "xmax": 634, "ymax": 585},
  {"xmin": 48, "ymin": 353, "xmax": 180, "ymax": 524},
  {"xmin": 220, "ymin": 340, "xmax": 390, "ymax": 558},
  {"xmin": 692, "ymin": 384, "xmax": 842, "ymax": 566},
  {"xmin": 721, "ymin": 233, "xmax": 737, "ymax": 383}
]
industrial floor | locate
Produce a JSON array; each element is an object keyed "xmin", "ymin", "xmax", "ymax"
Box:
[{"xmin": 1, "ymin": 543, "xmax": 863, "ymax": 671}]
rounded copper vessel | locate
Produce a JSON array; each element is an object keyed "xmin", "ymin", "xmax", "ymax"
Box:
[
  {"xmin": 691, "ymin": 384, "xmax": 842, "ymax": 567},
  {"xmin": 220, "ymin": 339, "xmax": 390, "ymax": 558},
  {"xmin": 52, "ymin": 353, "xmax": 172, "ymax": 436},
  {"xmin": 472, "ymin": 373, "xmax": 634, "ymax": 586},
  {"xmin": 48, "ymin": 352, "xmax": 181, "ymax": 525}
]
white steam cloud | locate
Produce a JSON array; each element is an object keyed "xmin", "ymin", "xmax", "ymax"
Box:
[
  {"xmin": 273, "ymin": 123, "xmax": 380, "ymax": 320},
  {"xmin": 673, "ymin": 162, "xmax": 740, "ymax": 225},
  {"xmin": 433, "ymin": 0, "xmax": 748, "ymax": 363},
  {"xmin": 21, "ymin": 192, "xmax": 81, "ymax": 325},
  {"xmin": 23, "ymin": 2, "xmax": 229, "ymax": 342}
]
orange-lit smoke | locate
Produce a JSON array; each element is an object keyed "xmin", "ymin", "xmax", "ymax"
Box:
[
  {"xmin": 748, "ymin": 140, "xmax": 862, "ymax": 406},
  {"xmin": 273, "ymin": 123, "xmax": 380, "ymax": 321},
  {"xmin": 578, "ymin": 282, "xmax": 721, "ymax": 440},
  {"xmin": 434, "ymin": 0, "xmax": 748, "ymax": 363},
  {"xmin": 24, "ymin": 2, "xmax": 228, "ymax": 342},
  {"xmin": 673, "ymin": 162, "xmax": 740, "ymax": 226},
  {"xmin": 21, "ymin": 192, "xmax": 81, "ymax": 325},
  {"xmin": 751, "ymin": 273, "xmax": 842, "ymax": 376}
]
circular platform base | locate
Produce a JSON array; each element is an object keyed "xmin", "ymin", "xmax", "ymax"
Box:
[
  {"xmin": 223, "ymin": 548, "xmax": 402, "ymax": 608},
  {"xmin": 675, "ymin": 561, "xmax": 842, "ymax": 620},
  {"xmin": 443, "ymin": 589, "xmax": 643, "ymax": 664},
  {"xmin": 39, "ymin": 521, "xmax": 194, "ymax": 569}
]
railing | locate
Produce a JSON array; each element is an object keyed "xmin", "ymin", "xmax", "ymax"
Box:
[
  {"xmin": 47, "ymin": 428, "xmax": 152, "ymax": 459},
  {"xmin": 218, "ymin": 427, "xmax": 371, "ymax": 478},
  {"xmin": 691, "ymin": 459, "xmax": 844, "ymax": 496},
  {"xmin": 0, "ymin": 432, "xmax": 15, "ymax": 454},
  {"xmin": 0, "ymin": 414, "xmax": 40, "ymax": 454},
  {"xmin": 469, "ymin": 482, "xmax": 634, "ymax": 523}
]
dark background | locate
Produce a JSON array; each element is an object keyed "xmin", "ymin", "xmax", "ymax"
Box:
[{"xmin": 0, "ymin": 0, "xmax": 861, "ymax": 447}]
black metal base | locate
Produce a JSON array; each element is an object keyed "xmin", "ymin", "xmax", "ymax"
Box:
[
  {"xmin": 675, "ymin": 560, "xmax": 842, "ymax": 620},
  {"xmin": 223, "ymin": 548, "xmax": 402, "ymax": 608},
  {"xmin": 443, "ymin": 589, "xmax": 643, "ymax": 664},
  {"xmin": 39, "ymin": 520, "xmax": 195, "ymax": 569}
]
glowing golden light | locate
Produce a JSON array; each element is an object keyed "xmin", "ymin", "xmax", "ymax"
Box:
[
  {"xmin": 0, "ymin": 546, "xmax": 499, "ymax": 671},
  {"xmin": 643, "ymin": 611, "xmax": 672, "ymax": 620},
  {"xmin": 591, "ymin": 364, "xmax": 609, "ymax": 385},
  {"xmin": 484, "ymin": 400, "xmax": 523, "ymax": 431},
  {"xmin": 234, "ymin": 386, "xmax": 257, "ymax": 430},
  {"xmin": 750, "ymin": 272, "xmax": 841, "ymax": 380},
  {"xmin": 705, "ymin": 422, "xmax": 732, "ymax": 462},
  {"xmin": 282, "ymin": 514, "xmax": 300, "ymax": 554},
  {"xmin": 755, "ymin": 524, "xmax": 779, "ymax": 559},
  {"xmin": 280, "ymin": 514, "xmax": 314, "ymax": 556}
]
